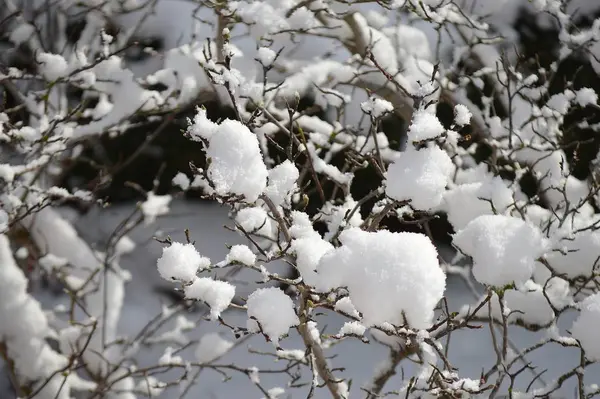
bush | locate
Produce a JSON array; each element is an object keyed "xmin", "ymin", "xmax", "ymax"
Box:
[{"xmin": 1, "ymin": 0, "xmax": 600, "ymax": 398}]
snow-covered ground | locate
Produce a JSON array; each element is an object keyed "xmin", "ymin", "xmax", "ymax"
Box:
[{"xmin": 2, "ymin": 199, "xmax": 592, "ymax": 398}]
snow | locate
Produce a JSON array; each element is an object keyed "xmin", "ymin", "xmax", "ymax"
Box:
[
  {"xmin": 115, "ymin": 235, "xmax": 136, "ymax": 256},
  {"xmin": 229, "ymin": 1, "xmax": 317, "ymax": 38},
  {"xmin": 257, "ymin": 47, "xmax": 277, "ymax": 66},
  {"xmin": 0, "ymin": 164, "xmax": 15, "ymax": 183},
  {"xmin": 360, "ymin": 97, "xmax": 394, "ymax": 118},
  {"xmin": 407, "ymin": 110, "xmax": 445, "ymax": 142},
  {"xmin": 135, "ymin": 376, "xmax": 166, "ymax": 397},
  {"xmin": 184, "ymin": 277, "xmax": 236, "ymax": 319},
  {"xmin": 195, "ymin": 333, "xmax": 235, "ymax": 364},
  {"xmin": 385, "ymin": 146, "xmax": 453, "ymax": 210},
  {"xmin": 187, "ymin": 107, "xmax": 218, "ymax": 141},
  {"xmin": 172, "ymin": 172, "xmax": 191, "ymax": 190},
  {"xmin": 264, "ymin": 387, "xmax": 286, "ymax": 399},
  {"xmin": 158, "ymin": 346, "xmax": 184, "ymax": 365},
  {"xmin": 510, "ymin": 278, "xmax": 571, "ymax": 323},
  {"xmin": 3, "ymin": 199, "xmax": 595, "ymax": 397},
  {"xmin": 224, "ymin": 244, "xmax": 256, "ymax": 266},
  {"xmin": 334, "ymin": 297, "xmax": 360, "ymax": 319},
  {"xmin": 141, "ymin": 193, "xmax": 172, "ymax": 225},
  {"xmin": 36, "ymin": 52, "xmax": 69, "ymax": 81},
  {"xmin": 8, "ymin": 22, "xmax": 35, "ymax": 45},
  {"xmin": 38, "ymin": 253, "xmax": 68, "ymax": 272},
  {"xmin": 544, "ymin": 230, "xmax": 600, "ymax": 279},
  {"xmin": 235, "ymin": 206, "xmax": 277, "ymax": 244},
  {"xmin": 453, "ymin": 215, "xmax": 548, "ymax": 287},
  {"xmin": 289, "ymin": 210, "xmax": 335, "ymax": 286},
  {"xmin": 453, "ymin": 104, "xmax": 472, "ymax": 126},
  {"xmin": 264, "ymin": 160, "xmax": 299, "ymax": 208},
  {"xmin": 0, "ymin": 234, "xmax": 75, "ymax": 399},
  {"xmin": 571, "ymin": 293, "xmax": 600, "ymax": 361},
  {"xmin": 246, "ymin": 287, "xmax": 300, "ymax": 346},
  {"xmin": 574, "ymin": 88, "xmax": 598, "ymax": 107},
  {"xmin": 317, "ymin": 228, "xmax": 446, "ymax": 329},
  {"xmin": 4, "ymin": 0, "xmax": 600, "ymax": 396},
  {"xmin": 188, "ymin": 111, "xmax": 268, "ymax": 202},
  {"xmin": 319, "ymin": 197, "xmax": 363, "ymax": 240},
  {"xmin": 157, "ymin": 242, "xmax": 211, "ymax": 283},
  {"xmin": 440, "ymin": 177, "xmax": 514, "ymax": 230},
  {"xmin": 338, "ymin": 321, "xmax": 366, "ymax": 337},
  {"xmin": 291, "ymin": 233, "xmax": 334, "ymax": 287}
]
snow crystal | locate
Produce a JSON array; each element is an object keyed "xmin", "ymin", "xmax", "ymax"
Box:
[
  {"xmin": 360, "ymin": 97, "xmax": 394, "ymax": 118},
  {"xmin": 195, "ymin": 333, "xmax": 234, "ymax": 363},
  {"xmin": 317, "ymin": 228, "xmax": 446, "ymax": 329},
  {"xmin": 385, "ymin": 146, "xmax": 453, "ymax": 210},
  {"xmin": 141, "ymin": 193, "xmax": 172, "ymax": 225},
  {"xmin": 246, "ymin": 287, "xmax": 299, "ymax": 346},
  {"xmin": 188, "ymin": 111, "xmax": 267, "ymax": 202},
  {"xmin": 453, "ymin": 215, "xmax": 547, "ymax": 287},
  {"xmin": 225, "ymin": 244, "xmax": 256, "ymax": 266},
  {"xmin": 257, "ymin": 47, "xmax": 277, "ymax": 66},
  {"xmin": 157, "ymin": 242, "xmax": 210, "ymax": 283},
  {"xmin": 571, "ymin": 293, "xmax": 600, "ymax": 361},
  {"xmin": 407, "ymin": 110, "xmax": 445, "ymax": 142},
  {"xmin": 453, "ymin": 104, "xmax": 472, "ymax": 126},
  {"xmin": 184, "ymin": 278, "xmax": 235, "ymax": 319}
]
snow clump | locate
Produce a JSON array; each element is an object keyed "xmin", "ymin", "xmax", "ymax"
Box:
[
  {"xmin": 195, "ymin": 333, "xmax": 234, "ymax": 364},
  {"xmin": 453, "ymin": 215, "xmax": 547, "ymax": 287},
  {"xmin": 157, "ymin": 242, "xmax": 210, "ymax": 283},
  {"xmin": 571, "ymin": 293, "xmax": 600, "ymax": 361},
  {"xmin": 360, "ymin": 96, "xmax": 394, "ymax": 118},
  {"xmin": 407, "ymin": 110, "xmax": 445, "ymax": 142},
  {"xmin": 317, "ymin": 228, "xmax": 446, "ymax": 329},
  {"xmin": 385, "ymin": 146, "xmax": 453, "ymax": 210},
  {"xmin": 184, "ymin": 278, "xmax": 236, "ymax": 319},
  {"xmin": 187, "ymin": 109, "xmax": 268, "ymax": 202},
  {"xmin": 246, "ymin": 287, "xmax": 300, "ymax": 346}
]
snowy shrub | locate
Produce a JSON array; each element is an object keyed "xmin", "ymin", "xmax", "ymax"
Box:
[{"xmin": 1, "ymin": 0, "xmax": 600, "ymax": 398}]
